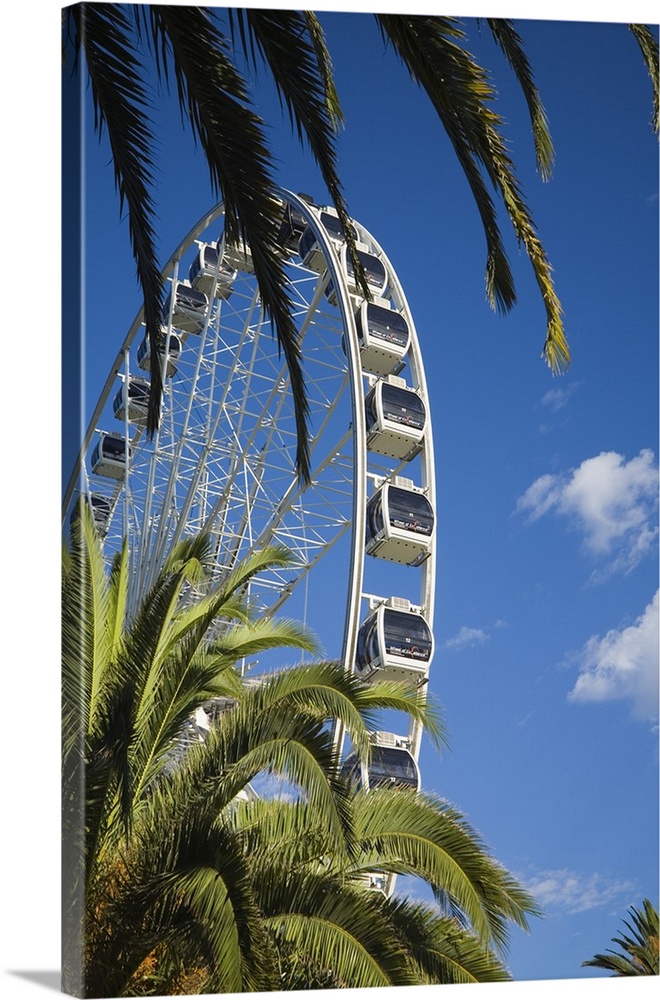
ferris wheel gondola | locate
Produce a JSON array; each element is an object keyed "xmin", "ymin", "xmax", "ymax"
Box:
[
  {"xmin": 355, "ymin": 300, "xmax": 410, "ymax": 376},
  {"xmin": 355, "ymin": 597, "xmax": 434, "ymax": 683},
  {"xmin": 112, "ymin": 377, "xmax": 152, "ymax": 426},
  {"xmin": 341, "ymin": 730, "xmax": 421, "ymax": 793},
  {"xmin": 162, "ymin": 280, "xmax": 209, "ymax": 334},
  {"xmin": 188, "ymin": 242, "xmax": 238, "ymax": 299},
  {"xmin": 365, "ymin": 375, "xmax": 427, "ymax": 460},
  {"xmin": 90, "ymin": 431, "xmax": 132, "ymax": 480},
  {"xmin": 136, "ymin": 327, "xmax": 182, "ymax": 378},
  {"xmin": 365, "ymin": 478, "xmax": 435, "ymax": 565}
]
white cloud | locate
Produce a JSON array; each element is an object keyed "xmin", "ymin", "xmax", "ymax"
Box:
[
  {"xmin": 524, "ymin": 868, "xmax": 637, "ymax": 915},
  {"xmin": 568, "ymin": 590, "xmax": 659, "ymax": 720},
  {"xmin": 516, "ymin": 449, "xmax": 659, "ymax": 579},
  {"xmin": 444, "ymin": 626, "xmax": 489, "ymax": 650},
  {"xmin": 516, "ymin": 472, "xmax": 565, "ymax": 521},
  {"xmin": 541, "ymin": 383, "xmax": 579, "ymax": 412}
]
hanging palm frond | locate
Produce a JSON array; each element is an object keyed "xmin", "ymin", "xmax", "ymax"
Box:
[{"xmin": 629, "ymin": 25, "xmax": 660, "ymax": 133}]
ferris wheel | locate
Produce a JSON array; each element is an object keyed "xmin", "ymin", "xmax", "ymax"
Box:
[{"xmin": 62, "ymin": 189, "xmax": 437, "ymax": 883}]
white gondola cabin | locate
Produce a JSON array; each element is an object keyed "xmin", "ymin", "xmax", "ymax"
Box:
[
  {"xmin": 112, "ymin": 377, "xmax": 151, "ymax": 426},
  {"xmin": 69, "ymin": 493, "xmax": 113, "ymax": 536},
  {"xmin": 326, "ymin": 246, "xmax": 388, "ymax": 305},
  {"xmin": 355, "ymin": 597, "xmax": 433, "ymax": 683},
  {"xmin": 137, "ymin": 328, "xmax": 182, "ymax": 378},
  {"xmin": 188, "ymin": 243, "xmax": 237, "ymax": 299},
  {"xmin": 365, "ymin": 375, "xmax": 427, "ymax": 460},
  {"xmin": 298, "ymin": 208, "xmax": 359, "ymax": 273},
  {"xmin": 355, "ymin": 301, "xmax": 410, "ymax": 376},
  {"xmin": 277, "ymin": 201, "xmax": 310, "ymax": 252},
  {"xmin": 341, "ymin": 732, "xmax": 421, "ymax": 792},
  {"xmin": 354, "ymin": 872, "xmax": 388, "ymax": 894},
  {"xmin": 162, "ymin": 281, "xmax": 209, "ymax": 334},
  {"xmin": 90, "ymin": 432, "xmax": 132, "ymax": 480},
  {"xmin": 366, "ymin": 478, "xmax": 434, "ymax": 565},
  {"xmin": 222, "ymin": 237, "xmax": 254, "ymax": 273}
]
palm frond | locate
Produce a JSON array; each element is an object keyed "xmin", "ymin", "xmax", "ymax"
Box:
[
  {"xmin": 376, "ymin": 14, "xmax": 516, "ymax": 316},
  {"xmin": 486, "ymin": 18, "xmax": 555, "ymax": 179},
  {"xmin": 629, "ymin": 25, "xmax": 660, "ymax": 133},
  {"xmin": 353, "ymin": 788, "xmax": 541, "ymax": 952},
  {"xmin": 128, "ymin": 622, "xmax": 318, "ymax": 805},
  {"xmin": 68, "ymin": 4, "xmax": 165, "ymax": 436},
  {"xmin": 351, "ymin": 675, "xmax": 448, "ymax": 752},
  {"xmin": 210, "ymin": 542, "xmax": 296, "ymax": 604},
  {"xmin": 240, "ymin": 661, "xmax": 445, "ymax": 761},
  {"xmin": 62, "ymin": 505, "xmax": 109, "ymax": 767},
  {"xmin": 212, "ymin": 729, "xmax": 352, "ymax": 855},
  {"xmin": 263, "ymin": 877, "xmax": 414, "ymax": 989},
  {"xmin": 128, "ymin": 645, "xmax": 240, "ymax": 806},
  {"xmin": 383, "ymin": 895, "xmax": 512, "ymax": 983},
  {"xmin": 161, "ymin": 530, "xmax": 216, "ymax": 581},
  {"xmin": 151, "ymin": 544, "xmax": 300, "ymax": 667},
  {"xmin": 106, "ymin": 539, "xmax": 129, "ymax": 660},
  {"xmin": 127, "ymin": 552, "xmax": 313, "ymax": 805},
  {"xmin": 231, "ymin": 8, "xmax": 369, "ymax": 300},
  {"xmin": 303, "ymin": 10, "xmax": 345, "ymax": 130},
  {"xmin": 228, "ymin": 797, "xmax": 336, "ymax": 872},
  {"xmin": 148, "ymin": 5, "xmax": 312, "ymax": 482},
  {"xmin": 210, "ymin": 616, "xmax": 319, "ymax": 662},
  {"xmin": 125, "ymin": 560, "xmax": 197, "ymax": 718}
]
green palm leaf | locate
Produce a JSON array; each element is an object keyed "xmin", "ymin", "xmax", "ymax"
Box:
[
  {"xmin": 106, "ymin": 540, "xmax": 130, "ymax": 661},
  {"xmin": 486, "ymin": 18, "xmax": 555, "ymax": 179},
  {"xmin": 303, "ymin": 10, "xmax": 345, "ymax": 130},
  {"xmin": 209, "ymin": 731, "xmax": 351, "ymax": 855},
  {"xmin": 242, "ymin": 662, "xmax": 447, "ymax": 761},
  {"xmin": 209, "ymin": 616, "xmax": 319, "ymax": 662},
  {"xmin": 239, "ymin": 796, "xmax": 515, "ymax": 986},
  {"xmin": 228, "ymin": 797, "xmax": 334, "ymax": 872},
  {"xmin": 353, "ymin": 788, "xmax": 540, "ymax": 952},
  {"xmin": 68, "ymin": 3, "xmax": 165, "ymax": 437},
  {"xmin": 62, "ymin": 504, "xmax": 111, "ymax": 766},
  {"xmin": 263, "ymin": 872, "xmax": 416, "ymax": 989},
  {"xmin": 383, "ymin": 895, "xmax": 512, "ymax": 983},
  {"xmin": 147, "ymin": 5, "xmax": 313, "ymax": 482}
]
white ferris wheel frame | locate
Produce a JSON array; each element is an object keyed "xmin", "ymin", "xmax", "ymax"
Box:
[{"xmin": 62, "ymin": 186, "xmax": 437, "ymax": 775}]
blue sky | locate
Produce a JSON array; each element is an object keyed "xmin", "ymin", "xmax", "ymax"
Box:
[{"xmin": 4, "ymin": 2, "xmax": 659, "ymax": 998}]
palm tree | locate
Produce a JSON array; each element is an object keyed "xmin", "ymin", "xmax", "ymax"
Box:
[
  {"xmin": 61, "ymin": 6, "xmax": 659, "ymax": 481},
  {"xmin": 63, "ymin": 508, "xmax": 540, "ymax": 995},
  {"xmin": 582, "ymin": 899, "xmax": 659, "ymax": 976},
  {"xmin": 62, "ymin": 507, "xmax": 320, "ymax": 994}
]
